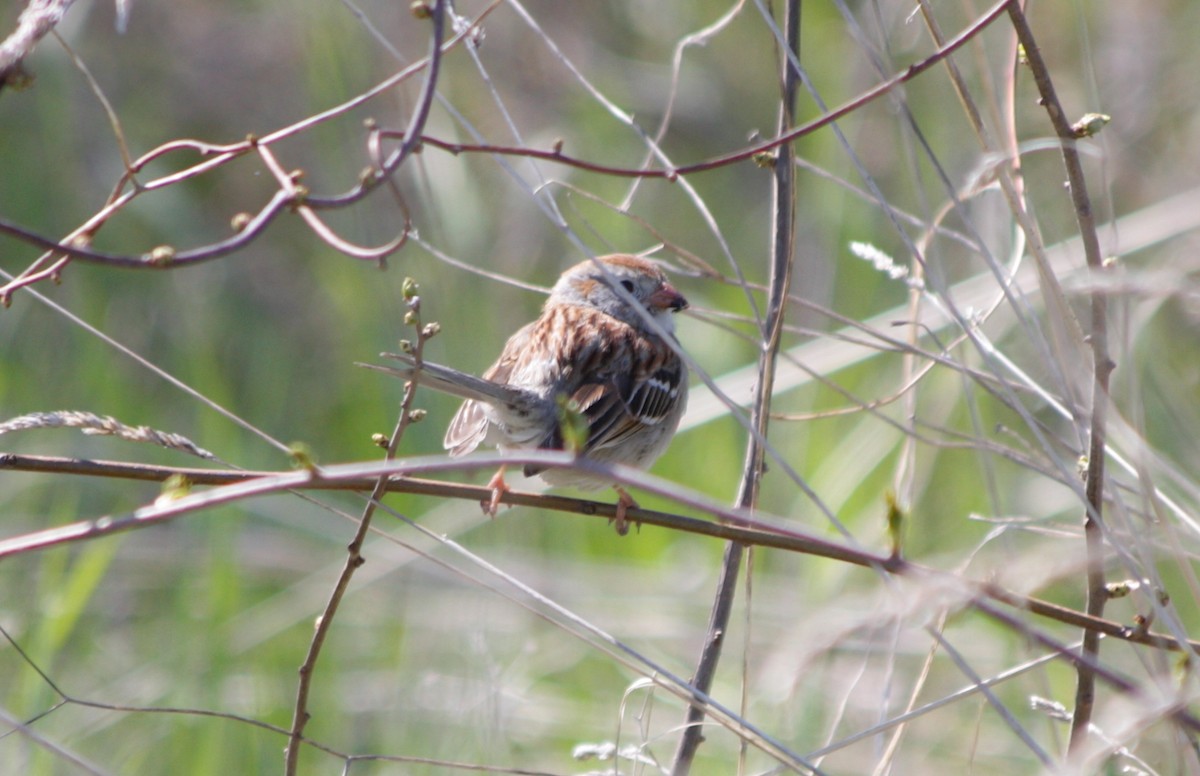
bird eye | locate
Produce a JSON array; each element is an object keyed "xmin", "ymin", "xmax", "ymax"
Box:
[{"xmin": 620, "ymin": 279, "xmax": 635, "ymax": 293}]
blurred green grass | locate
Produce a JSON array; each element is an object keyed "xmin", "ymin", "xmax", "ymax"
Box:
[{"xmin": 2, "ymin": 0, "xmax": 1200, "ymax": 773}]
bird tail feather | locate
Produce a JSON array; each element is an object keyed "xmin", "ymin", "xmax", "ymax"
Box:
[{"xmin": 359, "ymin": 353, "xmax": 522, "ymax": 407}]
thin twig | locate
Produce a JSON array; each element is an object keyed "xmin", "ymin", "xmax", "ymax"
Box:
[
  {"xmin": 1005, "ymin": 0, "xmax": 1114, "ymax": 755},
  {"xmin": 671, "ymin": 1, "xmax": 801, "ymax": 772},
  {"xmin": 916, "ymin": 0, "xmax": 1089, "ymax": 419},
  {"xmin": 3, "ymin": 449, "xmax": 1198, "ymax": 659},
  {"xmin": 281, "ymin": 5, "xmax": 445, "ymax": 772},
  {"xmin": 972, "ymin": 597, "xmax": 1200, "ymax": 736},
  {"xmin": 0, "ymin": 1, "xmax": 502, "ymax": 303},
  {"xmin": 0, "ymin": 0, "xmax": 1011, "ymax": 291},
  {"xmin": 280, "ymin": 293, "xmax": 424, "ymax": 773},
  {"xmin": 0, "ymin": 451, "xmax": 887, "ymax": 567}
]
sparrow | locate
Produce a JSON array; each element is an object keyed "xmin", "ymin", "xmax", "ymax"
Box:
[{"xmin": 375, "ymin": 254, "xmax": 688, "ymax": 534}]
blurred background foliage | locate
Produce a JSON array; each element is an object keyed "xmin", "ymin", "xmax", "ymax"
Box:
[{"xmin": 3, "ymin": 0, "xmax": 1200, "ymax": 773}]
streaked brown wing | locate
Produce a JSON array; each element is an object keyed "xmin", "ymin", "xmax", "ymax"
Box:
[
  {"xmin": 621, "ymin": 360, "xmax": 685, "ymax": 428},
  {"xmin": 523, "ymin": 311, "xmax": 684, "ymax": 474},
  {"xmin": 580, "ymin": 358, "xmax": 684, "ymax": 453}
]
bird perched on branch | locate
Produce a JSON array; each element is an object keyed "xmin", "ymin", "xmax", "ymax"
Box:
[{"xmin": 373, "ymin": 254, "xmax": 689, "ymax": 534}]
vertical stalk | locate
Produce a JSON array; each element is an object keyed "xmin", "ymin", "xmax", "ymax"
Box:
[
  {"xmin": 282, "ymin": 3, "xmax": 445, "ymax": 771},
  {"xmin": 670, "ymin": 1, "xmax": 801, "ymax": 772},
  {"xmin": 1005, "ymin": 1, "xmax": 1113, "ymax": 755}
]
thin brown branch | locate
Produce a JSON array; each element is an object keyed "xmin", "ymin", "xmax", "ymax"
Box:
[
  {"xmin": 672, "ymin": 0, "xmax": 802, "ymax": 771},
  {"xmin": 0, "ymin": 0, "xmax": 1008, "ymax": 292},
  {"xmin": 397, "ymin": 0, "xmax": 1010, "ymax": 184},
  {"xmin": 255, "ymin": 140, "xmax": 406, "ymax": 262},
  {"xmin": 972, "ymin": 597, "xmax": 1200, "ymax": 738},
  {"xmin": 0, "ymin": 1, "xmax": 503, "ymax": 302},
  {"xmin": 2, "ymin": 450, "xmax": 1197, "ymax": 657},
  {"xmin": 0, "ymin": 451, "xmax": 883, "ymax": 568},
  {"xmin": 1006, "ymin": 0, "xmax": 1115, "ymax": 756},
  {"xmin": 282, "ymin": 6, "xmax": 446, "ymax": 771}
]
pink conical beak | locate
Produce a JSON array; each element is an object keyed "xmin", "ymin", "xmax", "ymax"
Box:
[{"xmin": 649, "ymin": 282, "xmax": 688, "ymax": 312}]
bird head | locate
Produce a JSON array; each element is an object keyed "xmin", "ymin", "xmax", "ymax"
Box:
[{"xmin": 550, "ymin": 254, "xmax": 688, "ymax": 333}]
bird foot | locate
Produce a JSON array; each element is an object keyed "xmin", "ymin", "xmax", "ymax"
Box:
[
  {"xmin": 611, "ymin": 487, "xmax": 640, "ymax": 536},
  {"xmin": 482, "ymin": 466, "xmax": 510, "ymax": 516}
]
